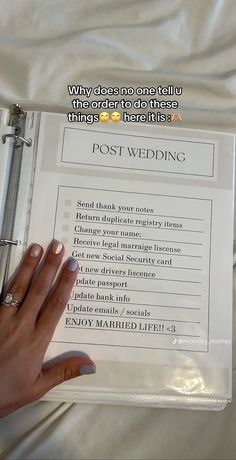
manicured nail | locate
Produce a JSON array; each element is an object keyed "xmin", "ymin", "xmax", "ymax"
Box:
[
  {"xmin": 67, "ymin": 257, "xmax": 79, "ymax": 272},
  {"xmin": 29, "ymin": 244, "xmax": 42, "ymax": 258},
  {"xmin": 80, "ymin": 364, "xmax": 96, "ymax": 375},
  {"xmin": 75, "ymin": 351, "xmax": 90, "ymax": 359},
  {"xmin": 51, "ymin": 240, "xmax": 63, "ymax": 255}
]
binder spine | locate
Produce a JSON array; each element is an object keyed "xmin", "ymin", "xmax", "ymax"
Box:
[{"xmin": 0, "ymin": 104, "xmax": 31, "ymax": 296}]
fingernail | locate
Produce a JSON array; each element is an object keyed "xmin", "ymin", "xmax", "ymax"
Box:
[
  {"xmin": 29, "ymin": 244, "xmax": 42, "ymax": 258},
  {"xmin": 67, "ymin": 257, "xmax": 79, "ymax": 272},
  {"xmin": 80, "ymin": 364, "xmax": 96, "ymax": 375},
  {"xmin": 75, "ymin": 351, "xmax": 90, "ymax": 359},
  {"xmin": 52, "ymin": 240, "xmax": 63, "ymax": 255}
]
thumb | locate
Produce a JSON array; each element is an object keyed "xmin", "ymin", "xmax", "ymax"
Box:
[{"xmin": 36, "ymin": 357, "xmax": 96, "ymax": 395}]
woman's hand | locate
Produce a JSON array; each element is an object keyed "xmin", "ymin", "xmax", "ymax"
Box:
[{"xmin": 0, "ymin": 240, "xmax": 96, "ymax": 418}]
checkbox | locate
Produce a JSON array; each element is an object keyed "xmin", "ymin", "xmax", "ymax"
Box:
[
  {"xmin": 62, "ymin": 224, "xmax": 69, "ymax": 231},
  {"xmin": 61, "ymin": 237, "xmax": 68, "ymax": 244},
  {"xmin": 64, "ymin": 200, "xmax": 72, "ymax": 206},
  {"xmin": 63, "ymin": 212, "xmax": 71, "ymax": 219}
]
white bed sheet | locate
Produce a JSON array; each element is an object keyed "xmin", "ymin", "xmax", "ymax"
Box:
[{"xmin": 0, "ymin": 0, "xmax": 236, "ymax": 458}]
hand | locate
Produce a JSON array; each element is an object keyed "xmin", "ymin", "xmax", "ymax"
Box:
[{"xmin": 0, "ymin": 240, "xmax": 96, "ymax": 418}]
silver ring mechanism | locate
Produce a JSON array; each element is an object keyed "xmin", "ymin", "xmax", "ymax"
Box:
[{"xmin": 2, "ymin": 133, "xmax": 32, "ymax": 147}]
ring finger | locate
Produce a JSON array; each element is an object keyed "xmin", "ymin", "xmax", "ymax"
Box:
[
  {"xmin": 18, "ymin": 240, "xmax": 64, "ymax": 322},
  {"xmin": 0, "ymin": 244, "xmax": 43, "ymax": 318}
]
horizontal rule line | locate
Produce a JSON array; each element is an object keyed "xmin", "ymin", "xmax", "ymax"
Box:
[
  {"xmin": 52, "ymin": 340, "xmax": 207, "ymax": 352},
  {"xmin": 75, "ymin": 220, "xmax": 204, "ymax": 233},
  {"xmin": 64, "ymin": 326, "xmax": 200, "ymax": 338},
  {"xmin": 73, "ymin": 245, "xmax": 202, "ymax": 258},
  {"xmin": 79, "ymin": 272, "xmax": 202, "ymax": 284},
  {"xmin": 73, "ymin": 285, "xmax": 201, "ymax": 297},
  {"xmin": 69, "ymin": 299, "xmax": 201, "ymax": 310},
  {"xmin": 78, "ymin": 258, "xmax": 202, "ymax": 271},
  {"xmin": 66, "ymin": 312, "xmax": 201, "ymax": 324},
  {"xmin": 76, "ymin": 207, "xmax": 205, "ymax": 222},
  {"xmin": 74, "ymin": 233, "xmax": 203, "ymax": 246}
]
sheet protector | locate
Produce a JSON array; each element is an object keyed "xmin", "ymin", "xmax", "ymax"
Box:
[
  {"xmin": 1, "ymin": 109, "xmax": 234, "ymax": 410},
  {"xmin": 2, "ymin": 1, "xmax": 236, "ymax": 458}
]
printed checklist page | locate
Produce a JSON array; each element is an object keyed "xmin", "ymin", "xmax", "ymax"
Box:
[
  {"xmin": 54, "ymin": 185, "xmax": 210, "ymax": 353},
  {"xmin": 25, "ymin": 113, "xmax": 234, "ymax": 368}
]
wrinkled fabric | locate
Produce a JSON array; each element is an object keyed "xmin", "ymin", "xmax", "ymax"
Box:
[{"xmin": 0, "ymin": 0, "xmax": 236, "ymax": 459}]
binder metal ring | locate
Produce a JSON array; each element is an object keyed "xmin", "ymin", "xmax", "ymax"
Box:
[
  {"xmin": 0, "ymin": 239, "xmax": 20, "ymax": 247},
  {"xmin": 2, "ymin": 133, "xmax": 32, "ymax": 147}
]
